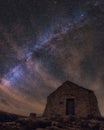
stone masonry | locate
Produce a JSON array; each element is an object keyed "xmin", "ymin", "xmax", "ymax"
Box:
[{"xmin": 43, "ymin": 81, "xmax": 101, "ymax": 118}]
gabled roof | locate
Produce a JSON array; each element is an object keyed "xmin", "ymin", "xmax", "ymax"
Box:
[{"xmin": 48, "ymin": 80, "xmax": 93, "ymax": 98}]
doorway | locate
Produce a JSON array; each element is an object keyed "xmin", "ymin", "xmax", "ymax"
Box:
[{"xmin": 66, "ymin": 98, "xmax": 75, "ymax": 115}]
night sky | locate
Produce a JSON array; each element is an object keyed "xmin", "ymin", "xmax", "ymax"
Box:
[{"xmin": 0, "ymin": 0, "xmax": 104, "ymax": 116}]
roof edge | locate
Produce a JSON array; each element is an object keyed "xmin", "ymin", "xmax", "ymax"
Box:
[{"xmin": 48, "ymin": 80, "xmax": 93, "ymax": 98}]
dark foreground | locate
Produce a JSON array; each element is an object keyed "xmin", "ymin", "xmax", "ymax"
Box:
[{"xmin": 0, "ymin": 112, "xmax": 104, "ymax": 130}]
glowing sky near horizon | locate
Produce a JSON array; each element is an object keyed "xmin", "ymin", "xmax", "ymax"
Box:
[{"xmin": 0, "ymin": 0, "xmax": 104, "ymax": 116}]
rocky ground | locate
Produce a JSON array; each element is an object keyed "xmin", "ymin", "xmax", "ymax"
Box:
[{"xmin": 0, "ymin": 114, "xmax": 104, "ymax": 130}]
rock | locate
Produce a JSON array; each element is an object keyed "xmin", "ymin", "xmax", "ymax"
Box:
[{"xmin": 29, "ymin": 113, "xmax": 37, "ymax": 120}]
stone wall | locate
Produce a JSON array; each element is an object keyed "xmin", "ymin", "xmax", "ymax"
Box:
[{"xmin": 43, "ymin": 81, "xmax": 101, "ymax": 117}]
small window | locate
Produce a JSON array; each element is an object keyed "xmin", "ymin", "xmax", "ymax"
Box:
[{"xmin": 59, "ymin": 101, "xmax": 63, "ymax": 105}]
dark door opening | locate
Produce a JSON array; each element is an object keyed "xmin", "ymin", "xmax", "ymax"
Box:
[{"xmin": 66, "ymin": 98, "xmax": 75, "ymax": 115}]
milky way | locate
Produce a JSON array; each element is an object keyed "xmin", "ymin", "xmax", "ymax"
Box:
[{"xmin": 0, "ymin": 0, "xmax": 104, "ymax": 116}]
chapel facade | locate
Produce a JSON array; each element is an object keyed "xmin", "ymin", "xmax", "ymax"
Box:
[{"xmin": 43, "ymin": 81, "xmax": 101, "ymax": 118}]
